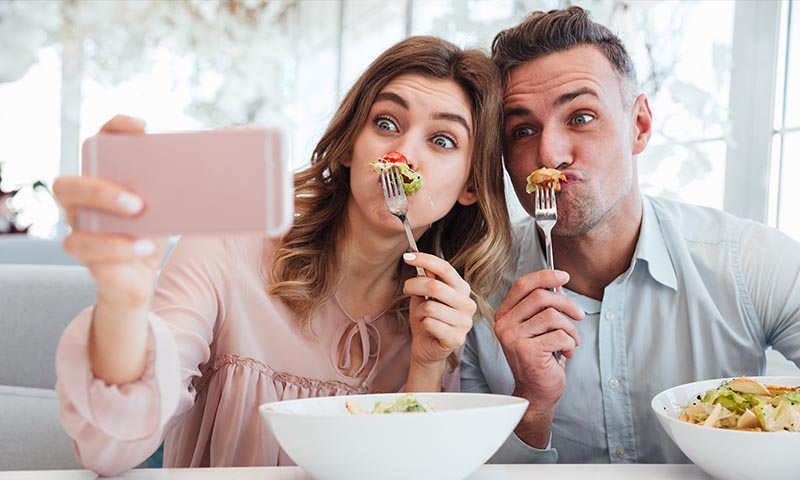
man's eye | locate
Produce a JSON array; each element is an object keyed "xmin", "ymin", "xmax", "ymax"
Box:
[
  {"xmin": 376, "ymin": 117, "xmax": 398, "ymax": 132},
  {"xmin": 432, "ymin": 134, "xmax": 456, "ymax": 149},
  {"xmin": 572, "ymin": 113, "xmax": 595, "ymax": 125},
  {"xmin": 512, "ymin": 127, "xmax": 533, "ymax": 139}
]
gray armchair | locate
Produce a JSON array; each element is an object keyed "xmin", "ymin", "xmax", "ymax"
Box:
[
  {"xmin": 0, "ymin": 264, "xmax": 94, "ymax": 470},
  {"xmin": 0, "ymin": 237, "xmax": 79, "ymax": 266}
]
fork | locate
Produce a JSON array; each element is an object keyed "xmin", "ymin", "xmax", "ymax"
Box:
[
  {"xmin": 534, "ymin": 184, "xmax": 558, "ymax": 292},
  {"xmin": 380, "ymin": 166, "xmax": 427, "ymax": 278},
  {"xmin": 534, "ymin": 183, "xmax": 562, "ymax": 361}
]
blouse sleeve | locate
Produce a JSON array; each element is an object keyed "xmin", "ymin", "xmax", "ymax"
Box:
[{"xmin": 55, "ymin": 236, "xmax": 235, "ymax": 476}]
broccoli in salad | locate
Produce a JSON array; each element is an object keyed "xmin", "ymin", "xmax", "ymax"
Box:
[
  {"xmin": 680, "ymin": 377, "xmax": 800, "ymax": 432},
  {"xmin": 345, "ymin": 393, "xmax": 433, "ymax": 415}
]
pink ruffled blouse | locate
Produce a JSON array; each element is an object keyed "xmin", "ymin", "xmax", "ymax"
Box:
[{"xmin": 55, "ymin": 235, "xmax": 460, "ymax": 476}]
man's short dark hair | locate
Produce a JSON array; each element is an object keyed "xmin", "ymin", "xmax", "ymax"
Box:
[{"xmin": 492, "ymin": 6, "xmax": 637, "ymax": 105}]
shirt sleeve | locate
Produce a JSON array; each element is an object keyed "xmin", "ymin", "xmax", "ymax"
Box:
[
  {"xmin": 55, "ymin": 236, "xmax": 233, "ymax": 476},
  {"xmin": 488, "ymin": 433, "xmax": 558, "ymax": 464},
  {"xmin": 460, "ymin": 322, "xmax": 491, "ymax": 394},
  {"xmin": 462, "ymin": 319, "xmax": 558, "ymax": 464},
  {"xmin": 739, "ymin": 222, "xmax": 800, "ymax": 365}
]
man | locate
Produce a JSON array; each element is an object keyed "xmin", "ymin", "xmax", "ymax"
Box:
[{"xmin": 461, "ymin": 6, "xmax": 800, "ymax": 463}]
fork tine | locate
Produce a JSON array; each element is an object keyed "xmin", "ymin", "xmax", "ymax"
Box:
[
  {"xmin": 549, "ymin": 184, "xmax": 556, "ymax": 210},
  {"xmin": 535, "ymin": 186, "xmax": 542, "ymax": 211},
  {"xmin": 543, "ymin": 184, "xmax": 550, "ymax": 209},
  {"xmin": 392, "ymin": 166, "xmax": 403, "ymax": 196},
  {"xmin": 383, "ymin": 168, "xmax": 391, "ymax": 196},
  {"xmin": 380, "ymin": 168, "xmax": 390, "ymax": 199}
]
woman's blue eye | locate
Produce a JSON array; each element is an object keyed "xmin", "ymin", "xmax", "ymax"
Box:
[
  {"xmin": 376, "ymin": 118, "xmax": 398, "ymax": 132},
  {"xmin": 432, "ymin": 135, "xmax": 456, "ymax": 149},
  {"xmin": 513, "ymin": 127, "xmax": 533, "ymax": 139},
  {"xmin": 572, "ymin": 113, "xmax": 595, "ymax": 125}
]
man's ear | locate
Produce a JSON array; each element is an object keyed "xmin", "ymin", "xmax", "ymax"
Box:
[
  {"xmin": 457, "ymin": 181, "xmax": 479, "ymax": 206},
  {"xmin": 631, "ymin": 94, "xmax": 652, "ymax": 155}
]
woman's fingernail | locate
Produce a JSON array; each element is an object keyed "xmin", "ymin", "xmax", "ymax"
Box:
[
  {"xmin": 117, "ymin": 192, "xmax": 144, "ymax": 213},
  {"xmin": 133, "ymin": 239, "xmax": 156, "ymax": 257},
  {"xmin": 403, "ymin": 252, "xmax": 416, "ymax": 261},
  {"xmin": 556, "ymin": 270, "xmax": 569, "ymax": 281},
  {"xmin": 128, "ymin": 116, "xmax": 147, "ymax": 128}
]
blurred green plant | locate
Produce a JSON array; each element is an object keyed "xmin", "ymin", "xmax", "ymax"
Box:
[{"xmin": 0, "ymin": 162, "xmax": 52, "ymax": 235}]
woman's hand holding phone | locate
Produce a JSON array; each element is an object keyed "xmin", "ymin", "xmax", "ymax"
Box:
[{"xmin": 53, "ymin": 115, "xmax": 167, "ymax": 385}]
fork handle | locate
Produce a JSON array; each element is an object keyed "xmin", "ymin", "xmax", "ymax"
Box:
[
  {"xmin": 543, "ymin": 231, "xmax": 556, "ymax": 293},
  {"xmin": 402, "ymin": 218, "xmax": 427, "ymax": 277},
  {"xmin": 543, "ymin": 231, "xmax": 562, "ymax": 361}
]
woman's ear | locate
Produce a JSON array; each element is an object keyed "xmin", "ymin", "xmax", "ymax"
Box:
[
  {"xmin": 341, "ymin": 152, "xmax": 352, "ymax": 167},
  {"xmin": 457, "ymin": 181, "xmax": 479, "ymax": 206}
]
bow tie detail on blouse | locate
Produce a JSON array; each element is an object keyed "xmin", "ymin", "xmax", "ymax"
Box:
[{"xmin": 331, "ymin": 297, "xmax": 386, "ymax": 381}]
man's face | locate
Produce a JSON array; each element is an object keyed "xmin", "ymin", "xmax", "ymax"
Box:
[{"xmin": 502, "ymin": 46, "xmax": 650, "ymax": 236}]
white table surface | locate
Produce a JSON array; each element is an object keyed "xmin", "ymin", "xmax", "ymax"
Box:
[{"xmin": 0, "ymin": 464, "xmax": 712, "ymax": 479}]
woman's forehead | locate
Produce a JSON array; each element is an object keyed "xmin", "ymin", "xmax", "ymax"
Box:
[{"xmin": 376, "ymin": 73, "xmax": 473, "ymax": 129}]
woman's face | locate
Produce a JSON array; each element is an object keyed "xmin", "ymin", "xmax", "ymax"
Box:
[{"xmin": 346, "ymin": 73, "xmax": 476, "ymax": 238}]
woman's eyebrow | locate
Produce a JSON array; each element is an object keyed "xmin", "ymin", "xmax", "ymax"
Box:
[
  {"xmin": 432, "ymin": 112, "xmax": 470, "ymax": 134},
  {"xmin": 375, "ymin": 92, "xmax": 408, "ymax": 109}
]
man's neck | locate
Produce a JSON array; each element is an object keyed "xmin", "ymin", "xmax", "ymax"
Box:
[{"xmin": 552, "ymin": 194, "xmax": 643, "ymax": 301}]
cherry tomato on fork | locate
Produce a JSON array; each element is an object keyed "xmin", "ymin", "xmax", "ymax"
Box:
[{"xmin": 382, "ymin": 151, "xmax": 409, "ymax": 164}]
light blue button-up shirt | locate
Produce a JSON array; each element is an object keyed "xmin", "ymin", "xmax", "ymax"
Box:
[{"xmin": 462, "ymin": 195, "xmax": 800, "ymax": 463}]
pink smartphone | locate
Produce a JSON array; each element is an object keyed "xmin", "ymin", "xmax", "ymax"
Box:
[{"xmin": 77, "ymin": 128, "xmax": 293, "ymax": 237}]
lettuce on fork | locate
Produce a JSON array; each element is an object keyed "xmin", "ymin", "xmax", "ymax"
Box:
[{"xmin": 369, "ymin": 151, "xmax": 423, "ymax": 195}]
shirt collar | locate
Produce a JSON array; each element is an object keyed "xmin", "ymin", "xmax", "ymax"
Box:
[{"xmin": 634, "ymin": 196, "xmax": 678, "ymax": 291}]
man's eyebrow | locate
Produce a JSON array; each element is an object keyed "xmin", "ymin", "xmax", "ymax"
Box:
[
  {"xmin": 503, "ymin": 106, "xmax": 531, "ymax": 121},
  {"xmin": 433, "ymin": 112, "xmax": 471, "ymax": 133},
  {"xmin": 375, "ymin": 92, "xmax": 408, "ymax": 109},
  {"xmin": 554, "ymin": 87, "xmax": 598, "ymax": 107}
]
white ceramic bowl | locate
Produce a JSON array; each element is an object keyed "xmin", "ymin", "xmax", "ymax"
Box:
[
  {"xmin": 651, "ymin": 375, "xmax": 800, "ymax": 480},
  {"xmin": 259, "ymin": 392, "xmax": 528, "ymax": 480}
]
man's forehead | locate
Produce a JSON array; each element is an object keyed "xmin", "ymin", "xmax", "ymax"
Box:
[{"xmin": 503, "ymin": 46, "xmax": 620, "ymax": 102}]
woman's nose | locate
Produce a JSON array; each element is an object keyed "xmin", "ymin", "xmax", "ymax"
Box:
[{"xmin": 391, "ymin": 135, "xmax": 425, "ymax": 170}]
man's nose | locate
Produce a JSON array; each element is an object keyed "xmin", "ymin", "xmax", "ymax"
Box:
[{"xmin": 538, "ymin": 128, "xmax": 572, "ymax": 169}]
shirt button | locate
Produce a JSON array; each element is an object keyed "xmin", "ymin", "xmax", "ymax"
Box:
[
  {"xmin": 605, "ymin": 312, "xmax": 615, "ymax": 321},
  {"xmin": 615, "ymin": 448, "xmax": 628, "ymax": 458},
  {"xmin": 609, "ymin": 378, "xmax": 620, "ymax": 390}
]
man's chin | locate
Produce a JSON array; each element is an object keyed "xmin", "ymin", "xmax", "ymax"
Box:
[{"xmin": 553, "ymin": 215, "xmax": 600, "ymax": 237}]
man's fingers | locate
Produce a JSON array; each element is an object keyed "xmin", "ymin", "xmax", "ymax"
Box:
[
  {"xmin": 496, "ymin": 287, "xmax": 584, "ymax": 329},
  {"xmin": 496, "ymin": 269, "xmax": 571, "ymax": 319},
  {"xmin": 513, "ymin": 308, "xmax": 581, "ymax": 346},
  {"xmin": 519, "ymin": 329, "xmax": 577, "ymax": 357}
]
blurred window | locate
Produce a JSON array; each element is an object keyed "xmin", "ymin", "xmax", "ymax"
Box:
[
  {"xmin": 0, "ymin": 0, "xmax": 789, "ymax": 236},
  {"xmin": 770, "ymin": 0, "xmax": 800, "ymax": 241}
]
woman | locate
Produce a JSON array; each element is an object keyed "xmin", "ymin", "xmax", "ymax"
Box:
[{"xmin": 53, "ymin": 36, "xmax": 511, "ymax": 475}]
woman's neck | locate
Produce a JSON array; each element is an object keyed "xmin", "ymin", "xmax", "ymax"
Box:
[{"xmin": 334, "ymin": 211, "xmax": 412, "ymax": 318}]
